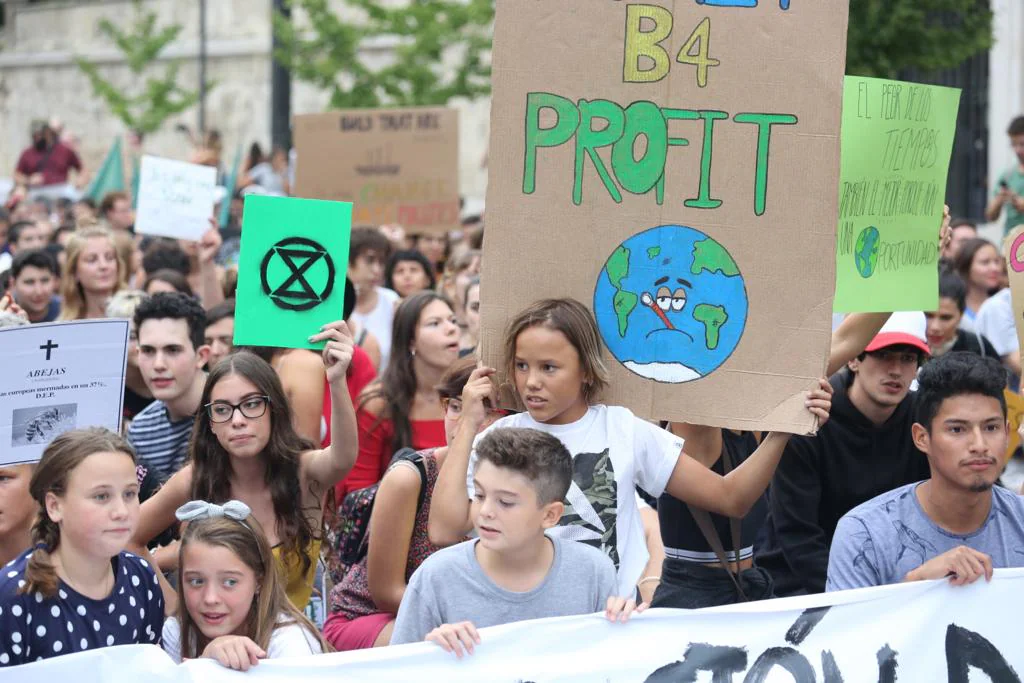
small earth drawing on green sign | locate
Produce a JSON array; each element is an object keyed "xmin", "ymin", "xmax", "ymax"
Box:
[{"xmin": 855, "ymin": 226, "xmax": 880, "ymax": 279}]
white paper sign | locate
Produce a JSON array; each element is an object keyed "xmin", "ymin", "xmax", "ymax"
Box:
[
  {"xmin": 135, "ymin": 155, "xmax": 217, "ymax": 241},
  {"xmin": 0, "ymin": 319, "xmax": 128, "ymax": 465},
  {"xmin": 4, "ymin": 571, "xmax": 1024, "ymax": 680}
]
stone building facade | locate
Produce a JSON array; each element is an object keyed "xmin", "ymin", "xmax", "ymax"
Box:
[{"xmin": 0, "ymin": 0, "xmax": 491, "ymax": 201}]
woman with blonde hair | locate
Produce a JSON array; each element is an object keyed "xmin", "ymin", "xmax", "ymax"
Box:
[
  {"xmin": 162, "ymin": 500, "xmax": 328, "ymax": 670},
  {"xmin": 59, "ymin": 226, "xmax": 126, "ymax": 320}
]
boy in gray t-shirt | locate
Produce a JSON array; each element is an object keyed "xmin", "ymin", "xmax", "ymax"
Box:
[
  {"xmin": 392, "ymin": 428, "xmax": 641, "ymax": 655},
  {"xmin": 827, "ymin": 352, "xmax": 1024, "ymax": 591}
]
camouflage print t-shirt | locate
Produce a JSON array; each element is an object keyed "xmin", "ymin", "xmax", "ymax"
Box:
[{"xmin": 468, "ymin": 405, "xmax": 683, "ymax": 597}]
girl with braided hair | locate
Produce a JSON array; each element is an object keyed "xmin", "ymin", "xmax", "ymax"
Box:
[{"xmin": 0, "ymin": 428, "xmax": 164, "ymax": 667}]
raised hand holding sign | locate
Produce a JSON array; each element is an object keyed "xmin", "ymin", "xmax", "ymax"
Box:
[{"xmin": 233, "ymin": 195, "xmax": 353, "ymax": 350}]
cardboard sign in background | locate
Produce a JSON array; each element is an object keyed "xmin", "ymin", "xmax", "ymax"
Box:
[
  {"xmin": 233, "ymin": 195, "xmax": 352, "ymax": 350},
  {"xmin": 481, "ymin": 1, "xmax": 849, "ymax": 432},
  {"xmin": 294, "ymin": 107, "xmax": 459, "ymax": 236},
  {"xmin": 1005, "ymin": 225, "xmax": 1024, "ymax": 359},
  {"xmin": 834, "ymin": 77, "xmax": 961, "ymax": 312},
  {"xmin": 134, "ymin": 155, "xmax": 217, "ymax": 241}
]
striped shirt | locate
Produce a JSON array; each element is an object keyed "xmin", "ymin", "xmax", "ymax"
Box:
[{"xmin": 126, "ymin": 400, "xmax": 194, "ymax": 482}]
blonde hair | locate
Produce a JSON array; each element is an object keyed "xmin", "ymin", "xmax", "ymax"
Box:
[
  {"xmin": 105, "ymin": 289, "xmax": 148, "ymax": 319},
  {"xmin": 176, "ymin": 513, "xmax": 330, "ymax": 659},
  {"xmin": 503, "ymin": 298, "xmax": 609, "ymax": 405},
  {"xmin": 24, "ymin": 428, "xmax": 137, "ymax": 597},
  {"xmin": 59, "ymin": 226, "xmax": 127, "ymax": 320}
]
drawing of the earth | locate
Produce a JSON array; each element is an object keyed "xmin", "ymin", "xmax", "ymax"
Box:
[
  {"xmin": 593, "ymin": 225, "xmax": 748, "ymax": 383},
  {"xmin": 855, "ymin": 225, "xmax": 880, "ymax": 278}
]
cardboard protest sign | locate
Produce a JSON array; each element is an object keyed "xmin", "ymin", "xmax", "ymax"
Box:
[
  {"xmin": 481, "ymin": 1, "xmax": 849, "ymax": 432},
  {"xmin": 1005, "ymin": 225, "xmax": 1024, "ymax": 358},
  {"xmin": 135, "ymin": 155, "xmax": 217, "ymax": 241},
  {"xmin": 294, "ymin": 107, "xmax": 459, "ymax": 236},
  {"xmin": 834, "ymin": 77, "xmax": 961, "ymax": 312},
  {"xmin": 1003, "ymin": 388, "xmax": 1024, "ymax": 461},
  {"xmin": 0, "ymin": 319, "xmax": 128, "ymax": 465},
  {"xmin": 233, "ymin": 195, "xmax": 352, "ymax": 350}
]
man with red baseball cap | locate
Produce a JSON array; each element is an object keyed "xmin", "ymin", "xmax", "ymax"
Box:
[{"xmin": 757, "ymin": 313, "xmax": 934, "ymax": 596}]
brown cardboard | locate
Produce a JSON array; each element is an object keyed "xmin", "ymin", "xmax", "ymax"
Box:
[
  {"xmin": 481, "ymin": 1, "xmax": 850, "ymax": 433},
  {"xmin": 1004, "ymin": 226, "xmax": 1024, "ymax": 357},
  {"xmin": 294, "ymin": 107, "xmax": 459, "ymax": 236}
]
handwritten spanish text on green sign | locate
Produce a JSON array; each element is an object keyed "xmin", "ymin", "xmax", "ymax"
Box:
[
  {"xmin": 834, "ymin": 77, "xmax": 960, "ymax": 312},
  {"xmin": 234, "ymin": 195, "xmax": 352, "ymax": 350}
]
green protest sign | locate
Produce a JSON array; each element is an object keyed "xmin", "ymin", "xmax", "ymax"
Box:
[
  {"xmin": 233, "ymin": 195, "xmax": 352, "ymax": 350},
  {"xmin": 834, "ymin": 76, "xmax": 960, "ymax": 312}
]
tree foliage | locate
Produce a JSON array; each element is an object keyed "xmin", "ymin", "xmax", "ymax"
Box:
[
  {"xmin": 273, "ymin": 0, "xmax": 492, "ymax": 109},
  {"xmin": 75, "ymin": 1, "xmax": 206, "ymax": 134},
  {"xmin": 846, "ymin": 0, "xmax": 993, "ymax": 78}
]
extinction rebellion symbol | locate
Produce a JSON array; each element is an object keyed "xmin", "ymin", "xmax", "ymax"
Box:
[{"xmin": 260, "ymin": 237, "xmax": 336, "ymax": 311}]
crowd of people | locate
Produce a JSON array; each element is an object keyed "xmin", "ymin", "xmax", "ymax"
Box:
[{"xmin": 2, "ymin": 113, "xmax": 1024, "ymax": 671}]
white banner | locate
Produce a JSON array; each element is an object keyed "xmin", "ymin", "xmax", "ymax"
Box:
[
  {"xmin": 6, "ymin": 571, "xmax": 1024, "ymax": 682},
  {"xmin": 0, "ymin": 319, "xmax": 128, "ymax": 465}
]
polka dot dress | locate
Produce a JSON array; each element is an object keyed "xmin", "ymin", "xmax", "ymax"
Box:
[{"xmin": 0, "ymin": 547, "xmax": 164, "ymax": 667}]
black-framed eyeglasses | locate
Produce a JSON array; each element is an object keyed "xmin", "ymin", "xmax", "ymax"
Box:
[{"xmin": 205, "ymin": 396, "xmax": 271, "ymax": 423}]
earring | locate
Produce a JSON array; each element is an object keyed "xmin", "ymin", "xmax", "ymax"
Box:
[{"xmin": 411, "ymin": 348, "xmax": 417, "ymax": 357}]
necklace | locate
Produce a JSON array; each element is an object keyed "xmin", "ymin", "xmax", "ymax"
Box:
[{"xmin": 54, "ymin": 552, "xmax": 115, "ymax": 600}]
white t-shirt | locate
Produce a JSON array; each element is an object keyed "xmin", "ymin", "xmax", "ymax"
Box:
[
  {"xmin": 975, "ymin": 288, "xmax": 1017, "ymax": 357},
  {"xmin": 351, "ymin": 286, "xmax": 400, "ymax": 370},
  {"xmin": 161, "ymin": 614, "xmax": 322, "ymax": 663},
  {"xmin": 466, "ymin": 405, "xmax": 683, "ymax": 597}
]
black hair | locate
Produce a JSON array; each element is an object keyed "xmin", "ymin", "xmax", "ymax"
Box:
[
  {"xmin": 949, "ymin": 218, "xmax": 977, "ymax": 231},
  {"xmin": 144, "ymin": 268, "xmax": 194, "ymax": 297},
  {"xmin": 384, "ymin": 250, "xmax": 436, "ymax": 291},
  {"xmin": 938, "ymin": 272, "xmax": 967, "ymax": 313},
  {"xmin": 43, "ymin": 244, "xmax": 64, "ymax": 274},
  {"xmin": 206, "ymin": 298, "xmax": 236, "ymax": 327},
  {"xmin": 11, "ymin": 248, "xmax": 58, "ymax": 280},
  {"xmin": 133, "ymin": 291, "xmax": 207, "ymax": 352},
  {"xmin": 953, "ymin": 238, "xmax": 997, "ymax": 284},
  {"xmin": 8, "ymin": 220, "xmax": 38, "ymax": 245},
  {"xmin": 474, "ymin": 427, "xmax": 573, "ymax": 505},
  {"xmin": 855, "ymin": 343, "xmax": 926, "ymax": 366},
  {"xmin": 348, "ymin": 227, "xmax": 391, "ymax": 264},
  {"xmin": 915, "ymin": 352, "xmax": 1007, "ymax": 431},
  {"xmin": 142, "ymin": 240, "xmax": 191, "ymax": 277},
  {"xmin": 1008, "ymin": 116, "xmax": 1024, "ymax": 137}
]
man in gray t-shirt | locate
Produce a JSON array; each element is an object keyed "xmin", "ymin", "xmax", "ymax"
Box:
[
  {"xmin": 827, "ymin": 352, "xmax": 1024, "ymax": 592},
  {"xmin": 827, "ymin": 483, "xmax": 1024, "ymax": 590},
  {"xmin": 391, "ymin": 536, "xmax": 616, "ymax": 645}
]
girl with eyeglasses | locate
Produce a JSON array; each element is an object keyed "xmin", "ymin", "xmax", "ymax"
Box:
[{"xmin": 132, "ymin": 321, "xmax": 359, "ymax": 610}]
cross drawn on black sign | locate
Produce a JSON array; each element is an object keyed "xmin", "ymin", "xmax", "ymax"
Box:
[{"xmin": 260, "ymin": 237, "xmax": 336, "ymax": 312}]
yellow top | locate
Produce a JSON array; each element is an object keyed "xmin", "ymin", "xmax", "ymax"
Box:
[{"xmin": 272, "ymin": 539, "xmax": 321, "ymax": 610}]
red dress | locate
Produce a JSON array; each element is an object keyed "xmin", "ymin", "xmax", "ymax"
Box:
[
  {"xmin": 321, "ymin": 344, "xmax": 377, "ymax": 448},
  {"xmin": 334, "ymin": 412, "xmax": 446, "ymax": 500}
]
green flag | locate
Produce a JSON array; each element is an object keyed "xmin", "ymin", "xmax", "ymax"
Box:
[
  {"xmin": 86, "ymin": 137, "xmax": 125, "ymax": 202},
  {"xmin": 233, "ymin": 195, "xmax": 353, "ymax": 350},
  {"xmin": 219, "ymin": 144, "xmax": 243, "ymax": 229}
]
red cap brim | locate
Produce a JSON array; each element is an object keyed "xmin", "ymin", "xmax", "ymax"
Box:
[{"xmin": 864, "ymin": 332, "xmax": 930, "ymax": 356}]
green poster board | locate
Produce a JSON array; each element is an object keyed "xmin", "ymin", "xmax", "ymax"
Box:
[
  {"xmin": 833, "ymin": 76, "xmax": 961, "ymax": 312},
  {"xmin": 233, "ymin": 195, "xmax": 353, "ymax": 350}
]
